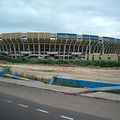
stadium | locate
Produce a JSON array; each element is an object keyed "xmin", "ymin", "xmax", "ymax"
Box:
[{"xmin": 0, "ymin": 32, "xmax": 120, "ymax": 61}]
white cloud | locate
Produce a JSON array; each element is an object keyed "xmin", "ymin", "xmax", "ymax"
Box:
[
  {"xmin": 0, "ymin": 0, "xmax": 120, "ymax": 38},
  {"xmin": 90, "ymin": 17, "xmax": 113, "ymax": 27}
]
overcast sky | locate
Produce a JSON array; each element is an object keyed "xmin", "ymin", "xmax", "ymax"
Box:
[{"xmin": 0, "ymin": 0, "xmax": 120, "ymax": 38}]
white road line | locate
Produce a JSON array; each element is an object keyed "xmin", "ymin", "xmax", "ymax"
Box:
[
  {"xmin": 36, "ymin": 109, "xmax": 49, "ymax": 113},
  {"xmin": 18, "ymin": 104, "xmax": 28, "ymax": 108},
  {"xmin": 2, "ymin": 99, "xmax": 12, "ymax": 103},
  {"xmin": 60, "ymin": 115, "xmax": 74, "ymax": 120},
  {"xmin": 6, "ymin": 100, "xmax": 12, "ymax": 103}
]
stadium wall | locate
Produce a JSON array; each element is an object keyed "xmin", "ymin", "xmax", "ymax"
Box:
[{"xmin": 0, "ymin": 32, "xmax": 120, "ymax": 61}]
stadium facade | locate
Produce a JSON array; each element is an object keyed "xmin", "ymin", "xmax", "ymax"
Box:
[{"xmin": 0, "ymin": 32, "xmax": 120, "ymax": 61}]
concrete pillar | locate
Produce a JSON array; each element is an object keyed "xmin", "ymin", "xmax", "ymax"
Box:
[
  {"xmin": 63, "ymin": 39, "xmax": 68, "ymax": 60},
  {"xmin": 10, "ymin": 34, "xmax": 16, "ymax": 57},
  {"xmin": 68, "ymin": 40, "xmax": 73, "ymax": 60},
  {"xmin": 44, "ymin": 38, "xmax": 46, "ymax": 58}
]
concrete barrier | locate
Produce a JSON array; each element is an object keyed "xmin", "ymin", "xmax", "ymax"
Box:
[
  {"xmin": 0, "ymin": 72, "xmax": 32, "ymax": 81},
  {"xmin": 50, "ymin": 76, "xmax": 120, "ymax": 88},
  {"xmin": 89, "ymin": 86, "xmax": 120, "ymax": 92},
  {"xmin": 0, "ymin": 72, "xmax": 9, "ymax": 76}
]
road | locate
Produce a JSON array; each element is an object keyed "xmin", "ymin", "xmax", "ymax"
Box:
[
  {"xmin": 0, "ymin": 81, "xmax": 120, "ymax": 120},
  {"xmin": 0, "ymin": 93, "xmax": 110, "ymax": 120}
]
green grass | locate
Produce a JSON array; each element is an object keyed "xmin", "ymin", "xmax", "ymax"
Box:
[
  {"xmin": 0, "ymin": 56, "xmax": 120, "ymax": 67},
  {"xmin": 53, "ymin": 80, "xmax": 84, "ymax": 88},
  {"xmin": 12, "ymin": 72, "xmax": 50, "ymax": 84},
  {"xmin": 1, "ymin": 66, "xmax": 12, "ymax": 72},
  {"xmin": 1, "ymin": 65, "xmax": 50, "ymax": 83}
]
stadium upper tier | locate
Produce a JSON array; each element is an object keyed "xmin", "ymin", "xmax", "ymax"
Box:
[{"xmin": 0, "ymin": 32, "xmax": 120, "ymax": 61}]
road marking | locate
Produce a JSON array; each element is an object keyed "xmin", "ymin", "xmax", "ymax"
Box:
[
  {"xmin": 18, "ymin": 104, "xmax": 28, "ymax": 108},
  {"xmin": 6, "ymin": 100, "xmax": 12, "ymax": 103},
  {"xmin": 60, "ymin": 115, "xmax": 74, "ymax": 120},
  {"xmin": 2, "ymin": 99, "xmax": 12, "ymax": 103},
  {"xmin": 36, "ymin": 109, "xmax": 49, "ymax": 113}
]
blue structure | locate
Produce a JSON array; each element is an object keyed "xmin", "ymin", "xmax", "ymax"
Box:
[
  {"xmin": 0, "ymin": 72, "xmax": 35, "ymax": 82},
  {"xmin": 82, "ymin": 34, "xmax": 99, "ymax": 41},
  {"xmin": 50, "ymin": 76, "xmax": 120, "ymax": 88},
  {"xmin": 57, "ymin": 33, "xmax": 77, "ymax": 40},
  {"xmin": 0, "ymin": 72, "xmax": 9, "ymax": 76}
]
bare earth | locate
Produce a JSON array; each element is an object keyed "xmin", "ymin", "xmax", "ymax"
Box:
[{"xmin": 1, "ymin": 63, "xmax": 120, "ymax": 84}]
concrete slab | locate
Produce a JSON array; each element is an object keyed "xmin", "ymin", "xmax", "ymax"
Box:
[{"xmin": 81, "ymin": 92, "xmax": 120, "ymax": 101}]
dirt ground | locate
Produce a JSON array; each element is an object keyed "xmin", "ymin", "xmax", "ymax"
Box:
[{"xmin": 1, "ymin": 63, "xmax": 120, "ymax": 84}]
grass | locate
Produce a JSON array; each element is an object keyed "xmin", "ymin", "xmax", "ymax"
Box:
[
  {"xmin": 1, "ymin": 65, "xmax": 50, "ymax": 84},
  {"xmin": 1, "ymin": 66, "xmax": 12, "ymax": 72},
  {"xmin": 12, "ymin": 72, "xmax": 50, "ymax": 84},
  {"xmin": 0, "ymin": 55, "xmax": 120, "ymax": 67},
  {"xmin": 53, "ymin": 80, "xmax": 84, "ymax": 88}
]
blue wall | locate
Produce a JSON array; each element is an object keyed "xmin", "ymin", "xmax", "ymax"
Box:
[
  {"xmin": 50, "ymin": 77, "xmax": 120, "ymax": 88},
  {"xmin": 0, "ymin": 72, "xmax": 9, "ymax": 76}
]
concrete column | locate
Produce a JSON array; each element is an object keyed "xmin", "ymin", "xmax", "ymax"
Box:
[
  {"xmin": 68, "ymin": 40, "xmax": 73, "ymax": 60},
  {"xmin": 63, "ymin": 39, "xmax": 68, "ymax": 60},
  {"xmin": 58, "ymin": 39, "xmax": 62, "ymax": 59},
  {"xmin": 88, "ymin": 37, "xmax": 92, "ymax": 61},
  {"xmin": 92, "ymin": 41, "xmax": 97, "ymax": 53},
  {"xmin": 0, "ymin": 44, "xmax": 1, "ymax": 52},
  {"xmin": 3, "ymin": 39, "xmax": 8, "ymax": 53},
  {"xmin": 54, "ymin": 35, "xmax": 57, "ymax": 52},
  {"xmin": 0, "ymin": 42, "xmax": 5, "ymax": 51},
  {"xmin": 102, "ymin": 40, "xmax": 104, "ymax": 54},
  {"xmin": 15, "ymin": 38, "xmax": 20, "ymax": 54},
  {"xmin": 49, "ymin": 38, "xmax": 51, "ymax": 52},
  {"xmin": 96, "ymin": 42, "xmax": 102, "ymax": 53},
  {"xmin": 44, "ymin": 38, "xmax": 46, "ymax": 58},
  {"xmin": 6, "ymin": 39, "xmax": 12, "ymax": 54},
  {"xmin": 10, "ymin": 34, "xmax": 16, "ymax": 57},
  {"xmin": 82, "ymin": 41, "xmax": 87, "ymax": 54},
  {"xmin": 54, "ymin": 40, "xmax": 57, "ymax": 52},
  {"xmin": 77, "ymin": 40, "xmax": 82, "ymax": 52},
  {"xmin": 38, "ymin": 34, "xmax": 41, "ymax": 58},
  {"xmin": 27, "ymin": 37, "xmax": 30, "ymax": 52},
  {"xmin": 32, "ymin": 38, "xmax": 35, "ymax": 54},
  {"xmin": 20, "ymin": 38, "xmax": 25, "ymax": 51},
  {"xmin": 38, "ymin": 44, "xmax": 41, "ymax": 58},
  {"xmin": 107, "ymin": 43, "xmax": 113, "ymax": 54},
  {"xmin": 85, "ymin": 46, "xmax": 88, "ymax": 55},
  {"xmin": 104, "ymin": 42, "xmax": 109, "ymax": 54},
  {"xmin": 73, "ymin": 40, "xmax": 78, "ymax": 52}
]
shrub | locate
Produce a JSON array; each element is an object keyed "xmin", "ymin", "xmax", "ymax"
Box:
[
  {"xmin": 0, "ymin": 56, "xmax": 120, "ymax": 67},
  {"xmin": 2, "ymin": 66, "xmax": 12, "ymax": 72}
]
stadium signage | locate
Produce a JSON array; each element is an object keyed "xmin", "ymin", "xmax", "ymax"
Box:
[
  {"xmin": 102, "ymin": 37, "xmax": 115, "ymax": 41},
  {"xmin": 82, "ymin": 34, "xmax": 99, "ymax": 40},
  {"xmin": 57, "ymin": 33, "xmax": 77, "ymax": 40}
]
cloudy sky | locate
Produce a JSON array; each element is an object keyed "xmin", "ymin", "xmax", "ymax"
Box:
[{"xmin": 0, "ymin": 0, "xmax": 120, "ymax": 37}]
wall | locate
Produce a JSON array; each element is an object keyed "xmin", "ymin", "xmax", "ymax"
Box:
[{"xmin": 50, "ymin": 77, "xmax": 120, "ymax": 88}]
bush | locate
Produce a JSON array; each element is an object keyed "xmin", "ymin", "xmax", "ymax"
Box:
[
  {"xmin": 0, "ymin": 56, "xmax": 120, "ymax": 67},
  {"xmin": 2, "ymin": 66, "xmax": 12, "ymax": 72},
  {"xmin": 12, "ymin": 72, "xmax": 50, "ymax": 83}
]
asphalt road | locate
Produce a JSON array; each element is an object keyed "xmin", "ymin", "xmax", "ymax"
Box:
[
  {"xmin": 0, "ymin": 93, "xmax": 111, "ymax": 120},
  {"xmin": 0, "ymin": 81, "xmax": 120, "ymax": 120}
]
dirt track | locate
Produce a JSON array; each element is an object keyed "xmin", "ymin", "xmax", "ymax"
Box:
[{"xmin": 1, "ymin": 63, "xmax": 120, "ymax": 84}]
